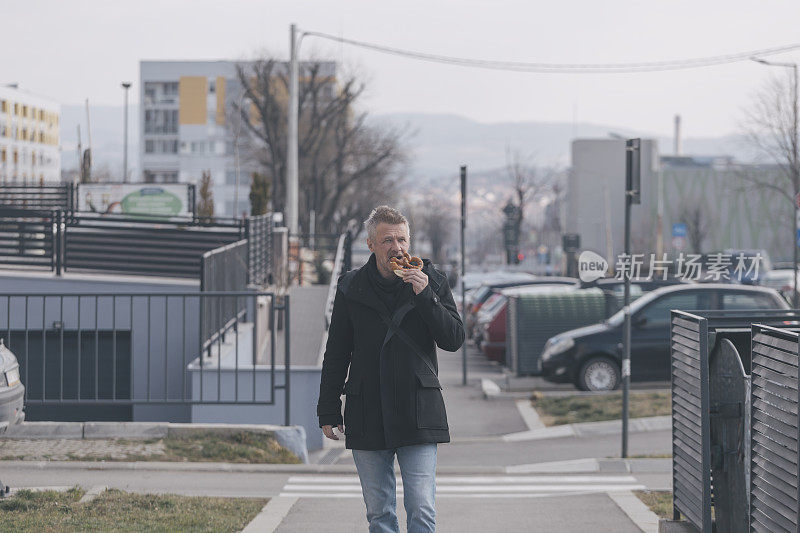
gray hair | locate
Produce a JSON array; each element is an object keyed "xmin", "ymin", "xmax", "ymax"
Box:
[{"xmin": 364, "ymin": 205, "xmax": 410, "ymax": 240}]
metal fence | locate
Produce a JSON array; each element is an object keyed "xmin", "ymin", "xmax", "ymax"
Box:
[
  {"xmin": 749, "ymin": 323, "xmax": 799, "ymax": 532},
  {"xmin": 245, "ymin": 214, "xmax": 273, "ymax": 286},
  {"xmin": 201, "ymin": 240, "xmax": 248, "ymax": 351},
  {"xmin": 63, "ymin": 213, "xmax": 245, "ymax": 278},
  {"xmin": 0, "ymin": 207, "xmax": 60, "ymax": 271},
  {"xmin": 0, "ymin": 184, "xmax": 75, "ymax": 212},
  {"xmin": 2, "ymin": 291, "xmax": 291, "ymax": 424},
  {"xmin": 0, "ymin": 208, "xmax": 277, "ymax": 283},
  {"xmin": 670, "ymin": 310, "xmax": 712, "ymax": 532},
  {"xmin": 670, "ymin": 309, "xmax": 800, "ymax": 532}
]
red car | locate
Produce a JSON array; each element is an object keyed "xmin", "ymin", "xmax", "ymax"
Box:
[{"xmin": 479, "ymin": 285, "xmax": 577, "ymax": 363}]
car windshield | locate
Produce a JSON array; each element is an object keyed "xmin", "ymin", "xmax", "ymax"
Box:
[
  {"xmin": 481, "ymin": 294, "xmax": 507, "ymax": 319},
  {"xmin": 605, "ymin": 289, "xmax": 666, "ymax": 326}
]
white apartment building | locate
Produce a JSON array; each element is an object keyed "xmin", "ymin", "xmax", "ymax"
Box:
[
  {"xmin": 140, "ymin": 60, "xmax": 336, "ymax": 217},
  {"xmin": 0, "ymin": 85, "xmax": 60, "ymax": 184}
]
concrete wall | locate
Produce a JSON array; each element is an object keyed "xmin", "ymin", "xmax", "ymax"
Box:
[
  {"xmin": 190, "ymin": 365, "xmax": 323, "ymax": 451},
  {"xmin": 0, "ymin": 271, "xmax": 321, "ymax": 445}
]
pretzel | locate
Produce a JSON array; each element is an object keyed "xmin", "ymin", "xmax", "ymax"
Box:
[{"xmin": 389, "ymin": 251, "xmax": 423, "ymax": 274}]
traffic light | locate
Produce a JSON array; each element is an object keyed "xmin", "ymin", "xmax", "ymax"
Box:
[{"xmin": 516, "ymin": 252, "xmax": 525, "ymax": 263}]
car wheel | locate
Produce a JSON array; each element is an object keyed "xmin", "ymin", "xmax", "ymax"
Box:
[{"xmin": 577, "ymin": 356, "xmax": 620, "ymax": 391}]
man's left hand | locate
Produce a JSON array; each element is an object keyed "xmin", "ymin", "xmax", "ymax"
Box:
[{"xmin": 403, "ymin": 268, "xmax": 428, "ymax": 295}]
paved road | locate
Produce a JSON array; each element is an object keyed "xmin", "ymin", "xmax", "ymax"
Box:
[{"xmin": 1, "ymin": 341, "xmax": 672, "ymax": 532}]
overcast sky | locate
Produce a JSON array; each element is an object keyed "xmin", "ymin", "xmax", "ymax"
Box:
[{"xmin": 4, "ymin": 0, "xmax": 800, "ymax": 137}]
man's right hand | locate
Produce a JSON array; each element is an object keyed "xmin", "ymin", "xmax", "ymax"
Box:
[{"xmin": 322, "ymin": 424, "xmax": 344, "ymax": 440}]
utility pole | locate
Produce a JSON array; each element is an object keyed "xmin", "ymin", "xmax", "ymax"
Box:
[
  {"xmin": 121, "ymin": 82, "xmax": 131, "ymax": 183},
  {"xmin": 460, "ymin": 165, "xmax": 468, "ymax": 386},
  {"xmin": 622, "ymin": 138, "xmax": 641, "ymax": 458},
  {"xmin": 286, "ymin": 23, "xmax": 299, "ymax": 235}
]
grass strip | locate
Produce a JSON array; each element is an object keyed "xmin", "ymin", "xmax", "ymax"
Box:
[
  {"xmin": 530, "ymin": 391, "xmax": 670, "ymax": 426},
  {"xmin": 634, "ymin": 490, "xmax": 673, "ymax": 519},
  {"xmin": 1, "ymin": 431, "xmax": 301, "ymax": 464},
  {"xmin": 0, "ymin": 487, "xmax": 267, "ymax": 533}
]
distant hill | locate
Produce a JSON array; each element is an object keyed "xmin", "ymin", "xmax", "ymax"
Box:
[
  {"xmin": 58, "ymin": 105, "xmax": 754, "ymax": 181},
  {"xmin": 370, "ymin": 112, "xmax": 755, "ymax": 181}
]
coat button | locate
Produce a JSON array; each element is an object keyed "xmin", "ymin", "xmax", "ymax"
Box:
[{"xmin": 433, "ymin": 296, "xmax": 439, "ymax": 304}]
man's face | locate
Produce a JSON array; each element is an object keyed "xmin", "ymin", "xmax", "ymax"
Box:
[{"xmin": 367, "ymin": 222, "xmax": 410, "ymax": 278}]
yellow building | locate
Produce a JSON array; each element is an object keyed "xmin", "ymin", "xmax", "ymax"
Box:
[{"xmin": 0, "ymin": 85, "xmax": 61, "ymax": 184}]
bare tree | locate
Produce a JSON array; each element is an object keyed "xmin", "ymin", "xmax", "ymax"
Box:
[
  {"xmin": 740, "ymin": 71, "xmax": 799, "ymax": 249},
  {"xmin": 234, "ymin": 59, "xmax": 406, "ymax": 235},
  {"xmin": 677, "ymin": 202, "xmax": 710, "ymax": 254},
  {"xmin": 505, "ymin": 148, "xmax": 552, "ymax": 243},
  {"xmin": 410, "ymin": 192, "xmax": 456, "ymax": 266}
]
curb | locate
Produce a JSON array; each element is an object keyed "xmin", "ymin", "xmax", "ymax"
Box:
[
  {"xmin": 2, "ymin": 422, "xmax": 309, "ymax": 464},
  {"xmin": 505, "ymin": 457, "xmax": 671, "ymax": 474},
  {"xmin": 501, "ymin": 415, "xmax": 671, "ymax": 442}
]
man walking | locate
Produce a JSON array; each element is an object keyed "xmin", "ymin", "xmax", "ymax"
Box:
[{"xmin": 318, "ymin": 205, "xmax": 465, "ymax": 532}]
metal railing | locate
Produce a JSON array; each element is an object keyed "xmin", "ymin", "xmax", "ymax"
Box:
[
  {"xmin": 0, "ymin": 184, "xmax": 75, "ymax": 213},
  {"xmin": 245, "ymin": 214, "xmax": 273, "ymax": 287},
  {"xmin": 2, "ymin": 292, "xmax": 291, "ymax": 424},
  {"xmin": 0, "ymin": 208, "xmax": 276, "ymax": 283},
  {"xmin": 62, "ymin": 212, "xmax": 245, "ymax": 278},
  {"xmin": 201, "ymin": 240, "xmax": 248, "ymax": 352},
  {"xmin": 0, "ymin": 207, "xmax": 59, "ymax": 271},
  {"xmin": 324, "ymin": 231, "xmax": 352, "ymax": 329}
]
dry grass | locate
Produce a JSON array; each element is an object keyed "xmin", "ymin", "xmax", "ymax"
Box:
[
  {"xmin": 0, "ymin": 487, "xmax": 267, "ymax": 532},
  {"xmin": 530, "ymin": 391, "xmax": 671, "ymax": 426}
]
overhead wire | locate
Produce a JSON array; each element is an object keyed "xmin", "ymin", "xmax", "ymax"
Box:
[{"xmin": 302, "ymin": 31, "xmax": 800, "ymax": 73}]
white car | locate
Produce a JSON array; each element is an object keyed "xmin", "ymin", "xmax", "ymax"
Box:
[{"xmin": 0, "ymin": 340, "xmax": 24, "ymax": 433}]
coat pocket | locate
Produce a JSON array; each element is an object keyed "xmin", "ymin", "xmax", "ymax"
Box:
[
  {"xmin": 343, "ymin": 378, "xmax": 365, "ymax": 437},
  {"xmin": 415, "ymin": 373, "xmax": 448, "ymax": 430}
]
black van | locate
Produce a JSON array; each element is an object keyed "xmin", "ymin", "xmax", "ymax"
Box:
[{"xmin": 540, "ymin": 284, "xmax": 788, "ymax": 391}]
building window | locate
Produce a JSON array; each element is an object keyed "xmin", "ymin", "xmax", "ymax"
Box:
[
  {"xmin": 144, "ymin": 109, "xmax": 178, "ymax": 134},
  {"xmin": 145, "ymin": 140, "xmax": 154, "ymax": 153}
]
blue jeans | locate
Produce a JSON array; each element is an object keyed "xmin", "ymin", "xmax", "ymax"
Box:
[{"xmin": 352, "ymin": 444, "xmax": 437, "ymax": 533}]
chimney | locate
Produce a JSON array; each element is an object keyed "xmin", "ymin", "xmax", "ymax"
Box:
[{"xmin": 674, "ymin": 114, "xmax": 682, "ymax": 155}]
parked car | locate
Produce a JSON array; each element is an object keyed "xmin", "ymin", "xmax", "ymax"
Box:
[
  {"xmin": 540, "ymin": 284, "xmax": 789, "ymax": 391},
  {"xmin": 478, "ymin": 284, "xmax": 577, "ymax": 362},
  {"xmin": 758, "ymin": 268, "xmax": 798, "ymax": 302},
  {"xmin": 466, "ymin": 275, "xmax": 578, "ymax": 339},
  {"xmin": 483, "ymin": 279, "xmax": 679, "ymax": 366},
  {"xmin": 0, "ymin": 340, "xmax": 24, "ymax": 433}
]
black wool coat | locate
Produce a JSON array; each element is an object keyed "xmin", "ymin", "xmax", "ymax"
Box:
[{"xmin": 317, "ymin": 254, "xmax": 465, "ymax": 450}]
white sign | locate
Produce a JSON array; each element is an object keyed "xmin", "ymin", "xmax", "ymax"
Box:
[
  {"xmin": 78, "ymin": 184, "xmax": 192, "ymax": 217},
  {"xmin": 578, "ymin": 250, "xmax": 609, "ymax": 282}
]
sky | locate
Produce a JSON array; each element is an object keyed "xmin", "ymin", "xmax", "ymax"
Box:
[{"xmin": 3, "ymin": 0, "xmax": 800, "ymax": 137}]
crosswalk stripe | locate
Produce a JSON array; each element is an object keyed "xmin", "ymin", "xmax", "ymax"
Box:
[
  {"xmin": 279, "ymin": 491, "xmax": 625, "ymax": 499},
  {"xmin": 287, "ymin": 475, "xmax": 639, "ymax": 484},
  {"xmin": 280, "ymin": 474, "xmax": 646, "ymax": 499},
  {"xmin": 283, "ymin": 484, "xmax": 645, "ymax": 493}
]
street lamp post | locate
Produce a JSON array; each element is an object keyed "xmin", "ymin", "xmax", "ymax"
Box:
[
  {"xmin": 752, "ymin": 57, "xmax": 799, "ymax": 307},
  {"xmin": 121, "ymin": 82, "xmax": 132, "ymax": 183}
]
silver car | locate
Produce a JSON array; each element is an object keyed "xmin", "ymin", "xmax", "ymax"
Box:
[{"xmin": 0, "ymin": 340, "xmax": 24, "ymax": 433}]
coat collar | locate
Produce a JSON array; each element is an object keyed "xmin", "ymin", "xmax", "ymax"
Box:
[{"xmin": 342, "ymin": 253, "xmax": 436, "ymax": 314}]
